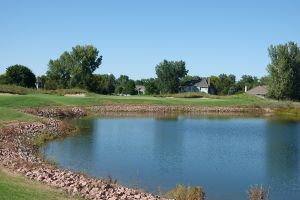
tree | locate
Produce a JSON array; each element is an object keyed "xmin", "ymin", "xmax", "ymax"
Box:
[
  {"xmin": 180, "ymin": 75, "xmax": 201, "ymax": 86},
  {"xmin": 47, "ymin": 52, "xmax": 72, "ymax": 88},
  {"xmin": 144, "ymin": 78, "xmax": 159, "ymax": 95},
  {"xmin": 87, "ymin": 74, "xmax": 116, "ymax": 94},
  {"xmin": 47, "ymin": 45, "xmax": 102, "ymax": 89},
  {"xmin": 124, "ymin": 80, "xmax": 137, "ymax": 95},
  {"xmin": 0, "ymin": 74, "xmax": 8, "ymax": 84},
  {"xmin": 236, "ymin": 75, "xmax": 259, "ymax": 92},
  {"xmin": 259, "ymin": 76, "xmax": 270, "ymax": 86},
  {"xmin": 213, "ymin": 74, "xmax": 236, "ymax": 95},
  {"xmin": 267, "ymin": 42, "xmax": 300, "ymax": 100},
  {"xmin": 155, "ymin": 60, "xmax": 188, "ymax": 94},
  {"xmin": 135, "ymin": 79, "xmax": 145, "ymax": 86},
  {"xmin": 5, "ymin": 65, "xmax": 36, "ymax": 88},
  {"xmin": 115, "ymin": 75, "xmax": 137, "ymax": 95}
]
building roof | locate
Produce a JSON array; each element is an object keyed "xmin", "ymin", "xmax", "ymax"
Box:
[
  {"xmin": 194, "ymin": 78, "xmax": 209, "ymax": 88},
  {"xmin": 135, "ymin": 85, "xmax": 145, "ymax": 91},
  {"xmin": 246, "ymin": 85, "xmax": 268, "ymax": 95},
  {"xmin": 183, "ymin": 79, "xmax": 201, "ymax": 87}
]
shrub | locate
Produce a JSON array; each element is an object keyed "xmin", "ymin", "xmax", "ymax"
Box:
[
  {"xmin": 0, "ymin": 74, "xmax": 8, "ymax": 84},
  {"xmin": 6, "ymin": 65, "xmax": 36, "ymax": 88},
  {"xmin": 186, "ymin": 187, "xmax": 205, "ymax": 200},
  {"xmin": 248, "ymin": 185, "xmax": 269, "ymax": 200},
  {"xmin": 167, "ymin": 184, "xmax": 205, "ymax": 200}
]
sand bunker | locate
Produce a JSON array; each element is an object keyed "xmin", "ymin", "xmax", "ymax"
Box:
[
  {"xmin": 0, "ymin": 93, "xmax": 17, "ymax": 96},
  {"xmin": 64, "ymin": 93, "xmax": 86, "ymax": 97}
]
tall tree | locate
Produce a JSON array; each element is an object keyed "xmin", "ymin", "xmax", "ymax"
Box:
[
  {"xmin": 87, "ymin": 74, "xmax": 116, "ymax": 94},
  {"xmin": 47, "ymin": 45, "xmax": 102, "ymax": 89},
  {"xmin": 144, "ymin": 78, "xmax": 159, "ymax": 95},
  {"xmin": 155, "ymin": 60, "xmax": 188, "ymax": 94},
  {"xmin": 180, "ymin": 75, "xmax": 201, "ymax": 86},
  {"xmin": 124, "ymin": 80, "xmax": 137, "ymax": 95},
  {"xmin": 259, "ymin": 76, "xmax": 270, "ymax": 86},
  {"xmin": 0, "ymin": 74, "xmax": 8, "ymax": 84},
  {"xmin": 236, "ymin": 75, "xmax": 259, "ymax": 92},
  {"xmin": 267, "ymin": 42, "xmax": 300, "ymax": 100},
  {"xmin": 213, "ymin": 74, "xmax": 236, "ymax": 95},
  {"xmin": 115, "ymin": 75, "xmax": 137, "ymax": 95},
  {"xmin": 5, "ymin": 65, "xmax": 36, "ymax": 88}
]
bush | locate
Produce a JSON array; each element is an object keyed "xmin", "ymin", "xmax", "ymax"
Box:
[
  {"xmin": 167, "ymin": 184, "xmax": 205, "ymax": 200},
  {"xmin": 44, "ymin": 79, "xmax": 58, "ymax": 90},
  {"xmin": 6, "ymin": 65, "xmax": 36, "ymax": 88},
  {"xmin": 248, "ymin": 185, "xmax": 269, "ymax": 200},
  {"xmin": 0, "ymin": 74, "xmax": 8, "ymax": 84}
]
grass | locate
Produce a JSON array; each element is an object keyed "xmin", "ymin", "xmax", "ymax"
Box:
[
  {"xmin": 0, "ymin": 84, "xmax": 30, "ymax": 95},
  {"xmin": 0, "ymin": 93, "xmax": 267, "ymax": 108},
  {"xmin": 0, "ymin": 84, "xmax": 87, "ymax": 96},
  {"xmin": 31, "ymin": 132, "xmax": 60, "ymax": 147},
  {"xmin": 0, "ymin": 92, "xmax": 300, "ymax": 125},
  {"xmin": 0, "ymin": 107, "xmax": 38, "ymax": 127},
  {"xmin": 0, "ymin": 168, "xmax": 81, "ymax": 200}
]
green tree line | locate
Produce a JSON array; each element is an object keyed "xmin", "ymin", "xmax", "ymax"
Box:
[{"xmin": 1, "ymin": 42, "xmax": 299, "ymax": 101}]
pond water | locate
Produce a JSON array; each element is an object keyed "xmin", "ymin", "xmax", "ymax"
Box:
[{"xmin": 41, "ymin": 116, "xmax": 300, "ymax": 200}]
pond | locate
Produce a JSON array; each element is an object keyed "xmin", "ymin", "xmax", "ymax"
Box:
[{"xmin": 41, "ymin": 116, "xmax": 300, "ymax": 200}]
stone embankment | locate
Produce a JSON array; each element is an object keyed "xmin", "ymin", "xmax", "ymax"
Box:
[
  {"xmin": 89, "ymin": 104, "xmax": 272, "ymax": 115},
  {"xmin": 23, "ymin": 107, "xmax": 86, "ymax": 118},
  {"xmin": 0, "ymin": 107, "xmax": 163, "ymax": 200}
]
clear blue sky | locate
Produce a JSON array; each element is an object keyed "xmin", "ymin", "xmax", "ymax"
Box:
[{"xmin": 1, "ymin": 0, "xmax": 300, "ymax": 80}]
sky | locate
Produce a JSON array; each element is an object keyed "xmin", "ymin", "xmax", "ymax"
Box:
[{"xmin": 1, "ymin": 0, "xmax": 300, "ymax": 80}]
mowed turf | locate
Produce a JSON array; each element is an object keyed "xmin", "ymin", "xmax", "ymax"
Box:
[
  {"xmin": 0, "ymin": 168, "xmax": 81, "ymax": 200},
  {"xmin": 0, "ymin": 93, "xmax": 267, "ymax": 109}
]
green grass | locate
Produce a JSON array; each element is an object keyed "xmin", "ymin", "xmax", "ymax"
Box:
[
  {"xmin": 0, "ymin": 168, "xmax": 81, "ymax": 200},
  {"xmin": 0, "ymin": 107, "xmax": 38, "ymax": 126},
  {"xmin": 0, "ymin": 93, "xmax": 267, "ymax": 108},
  {"xmin": 0, "ymin": 92, "xmax": 299, "ymax": 125}
]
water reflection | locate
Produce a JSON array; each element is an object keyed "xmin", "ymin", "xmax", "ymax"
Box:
[
  {"xmin": 265, "ymin": 121, "xmax": 300, "ymax": 196},
  {"xmin": 152, "ymin": 119, "xmax": 184, "ymax": 188}
]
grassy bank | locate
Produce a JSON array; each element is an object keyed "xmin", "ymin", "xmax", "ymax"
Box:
[
  {"xmin": 0, "ymin": 92, "xmax": 299, "ymax": 124},
  {"xmin": 0, "ymin": 92, "xmax": 273, "ymax": 109},
  {"xmin": 0, "ymin": 168, "xmax": 81, "ymax": 200}
]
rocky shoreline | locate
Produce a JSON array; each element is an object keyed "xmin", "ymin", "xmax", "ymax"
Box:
[
  {"xmin": 88, "ymin": 104, "xmax": 272, "ymax": 115},
  {"xmin": 0, "ymin": 105, "xmax": 274, "ymax": 200},
  {"xmin": 1, "ymin": 107, "xmax": 162, "ymax": 200}
]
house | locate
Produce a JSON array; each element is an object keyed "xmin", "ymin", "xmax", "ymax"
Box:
[
  {"xmin": 246, "ymin": 85, "xmax": 268, "ymax": 98},
  {"xmin": 136, "ymin": 85, "xmax": 145, "ymax": 95},
  {"xmin": 180, "ymin": 78, "xmax": 216, "ymax": 94}
]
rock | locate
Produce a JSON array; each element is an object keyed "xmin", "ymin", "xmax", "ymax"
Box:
[{"xmin": 90, "ymin": 187, "xmax": 99, "ymax": 196}]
